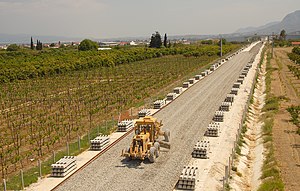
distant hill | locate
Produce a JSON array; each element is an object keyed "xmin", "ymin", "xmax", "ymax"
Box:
[
  {"xmin": 235, "ymin": 21, "xmax": 280, "ymax": 34},
  {"xmin": 234, "ymin": 10, "xmax": 300, "ymax": 35}
]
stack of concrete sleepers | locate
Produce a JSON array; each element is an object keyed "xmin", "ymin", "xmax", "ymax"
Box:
[
  {"xmin": 225, "ymin": 94, "xmax": 235, "ymax": 103},
  {"xmin": 239, "ymin": 74, "xmax": 246, "ymax": 80},
  {"xmin": 237, "ymin": 78, "xmax": 244, "ymax": 84},
  {"xmin": 219, "ymin": 102, "xmax": 231, "ymax": 111},
  {"xmin": 194, "ymin": 75, "xmax": 202, "ymax": 80},
  {"xmin": 245, "ymin": 66, "xmax": 252, "ymax": 72},
  {"xmin": 205, "ymin": 69, "xmax": 211, "ymax": 75},
  {"xmin": 247, "ymin": 62, "xmax": 253, "ymax": 68},
  {"xmin": 183, "ymin": 82, "xmax": 190, "ymax": 88},
  {"xmin": 213, "ymin": 111, "xmax": 224, "ymax": 122},
  {"xmin": 249, "ymin": 58, "xmax": 255, "ymax": 63},
  {"xmin": 241, "ymin": 70, "xmax": 248, "ymax": 77},
  {"xmin": 233, "ymin": 82, "xmax": 241, "ymax": 89},
  {"xmin": 201, "ymin": 71, "xmax": 207, "ymax": 77},
  {"xmin": 177, "ymin": 166, "xmax": 198, "ymax": 190},
  {"xmin": 138, "ymin": 109, "xmax": 151, "ymax": 118},
  {"xmin": 210, "ymin": 65, "xmax": 216, "ymax": 71},
  {"xmin": 90, "ymin": 135, "xmax": 110, "ymax": 150},
  {"xmin": 167, "ymin": 93, "xmax": 177, "ymax": 101},
  {"xmin": 244, "ymin": 64, "xmax": 251, "ymax": 71},
  {"xmin": 153, "ymin": 99, "xmax": 166, "ymax": 109},
  {"xmin": 117, "ymin": 120, "xmax": 134, "ymax": 132},
  {"xmin": 174, "ymin": 87, "xmax": 183, "ymax": 94},
  {"xmin": 231, "ymin": 88, "xmax": 239, "ymax": 95},
  {"xmin": 205, "ymin": 122, "xmax": 220, "ymax": 137},
  {"xmin": 51, "ymin": 156, "xmax": 76, "ymax": 177},
  {"xmin": 192, "ymin": 139, "xmax": 210, "ymax": 159},
  {"xmin": 189, "ymin": 78, "xmax": 195, "ymax": 85}
]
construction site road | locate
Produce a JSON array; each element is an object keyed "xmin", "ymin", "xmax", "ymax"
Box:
[{"xmin": 56, "ymin": 43, "xmax": 263, "ymax": 191}]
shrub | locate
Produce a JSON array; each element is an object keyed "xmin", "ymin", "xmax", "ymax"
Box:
[
  {"xmin": 6, "ymin": 44, "xmax": 20, "ymax": 51},
  {"xmin": 78, "ymin": 39, "xmax": 99, "ymax": 51}
]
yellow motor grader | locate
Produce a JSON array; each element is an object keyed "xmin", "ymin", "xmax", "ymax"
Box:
[{"xmin": 121, "ymin": 116, "xmax": 170, "ymax": 163}]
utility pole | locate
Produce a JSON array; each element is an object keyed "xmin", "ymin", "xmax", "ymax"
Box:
[{"xmin": 272, "ymin": 32, "xmax": 274, "ymax": 58}]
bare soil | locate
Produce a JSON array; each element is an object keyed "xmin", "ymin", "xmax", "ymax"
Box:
[{"xmin": 271, "ymin": 47, "xmax": 300, "ymax": 191}]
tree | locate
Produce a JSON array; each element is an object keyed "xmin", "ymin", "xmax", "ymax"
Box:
[
  {"xmin": 78, "ymin": 39, "xmax": 99, "ymax": 51},
  {"xmin": 50, "ymin": 43, "xmax": 56, "ymax": 47},
  {"xmin": 36, "ymin": 40, "xmax": 43, "ymax": 50},
  {"xmin": 149, "ymin": 31, "xmax": 162, "ymax": 48},
  {"xmin": 168, "ymin": 40, "xmax": 171, "ymax": 48},
  {"xmin": 30, "ymin": 37, "xmax": 34, "ymax": 50},
  {"xmin": 163, "ymin": 33, "xmax": 167, "ymax": 47},
  {"xmin": 201, "ymin": 40, "xmax": 213, "ymax": 45},
  {"xmin": 279, "ymin": 29, "xmax": 286, "ymax": 40},
  {"xmin": 7, "ymin": 44, "xmax": 20, "ymax": 51},
  {"xmin": 219, "ymin": 38, "xmax": 227, "ymax": 45}
]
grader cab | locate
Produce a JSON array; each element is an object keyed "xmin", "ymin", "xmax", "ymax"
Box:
[{"xmin": 122, "ymin": 116, "xmax": 170, "ymax": 163}]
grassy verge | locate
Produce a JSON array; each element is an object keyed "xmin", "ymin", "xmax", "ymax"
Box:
[
  {"xmin": 258, "ymin": 50, "xmax": 284, "ymax": 191},
  {"xmin": 250, "ymin": 46, "xmax": 267, "ymax": 105},
  {"xmin": 234, "ymin": 124, "xmax": 247, "ymax": 157},
  {"xmin": 231, "ymin": 44, "xmax": 264, "ymax": 174}
]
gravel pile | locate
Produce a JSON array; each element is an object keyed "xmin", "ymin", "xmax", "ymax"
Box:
[{"xmin": 56, "ymin": 43, "xmax": 262, "ymax": 191}]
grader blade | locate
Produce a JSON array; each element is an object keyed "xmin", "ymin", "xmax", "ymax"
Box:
[{"xmin": 158, "ymin": 140, "xmax": 171, "ymax": 149}]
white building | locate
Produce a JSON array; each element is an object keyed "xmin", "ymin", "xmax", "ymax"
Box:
[{"xmin": 129, "ymin": 41, "xmax": 137, "ymax": 46}]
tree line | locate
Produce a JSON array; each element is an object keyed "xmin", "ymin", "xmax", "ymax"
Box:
[{"xmin": 0, "ymin": 43, "xmax": 239, "ymax": 83}]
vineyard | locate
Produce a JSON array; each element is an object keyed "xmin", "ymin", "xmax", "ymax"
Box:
[
  {"xmin": 287, "ymin": 47, "xmax": 300, "ymax": 79},
  {"xmin": 287, "ymin": 65, "xmax": 300, "ymax": 79},
  {"xmin": 287, "ymin": 46, "xmax": 300, "ymax": 135},
  {"xmin": 288, "ymin": 46, "xmax": 300, "ymax": 64},
  {"xmin": 287, "ymin": 106, "xmax": 300, "ymax": 134},
  {"xmin": 0, "ymin": 44, "xmax": 240, "ymax": 183}
]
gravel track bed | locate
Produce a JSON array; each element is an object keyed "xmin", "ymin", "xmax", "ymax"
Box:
[{"xmin": 56, "ymin": 44, "xmax": 262, "ymax": 191}]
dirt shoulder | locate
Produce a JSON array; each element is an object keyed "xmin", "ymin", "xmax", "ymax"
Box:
[{"xmin": 271, "ymin": 47, "xmax": 300, "ymax": 191}]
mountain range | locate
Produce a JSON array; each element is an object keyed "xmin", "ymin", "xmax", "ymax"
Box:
[{"xmin": 234, "ymin": 10, "xmax": 300, "ymax": 35}]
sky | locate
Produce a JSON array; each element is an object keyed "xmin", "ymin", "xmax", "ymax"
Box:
[{"xmin": 0, "ymin": 0, "xmax": 299, "ymax": 39}]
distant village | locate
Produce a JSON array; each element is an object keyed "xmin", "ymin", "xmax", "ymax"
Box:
[{"xmin": 0, "ymin": 39, "xmax": 193, "ymax": 50}]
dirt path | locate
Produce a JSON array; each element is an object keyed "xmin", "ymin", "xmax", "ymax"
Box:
[{"xmin": 271, "ymin": 47, "xmax": 300, "ymax": 191}]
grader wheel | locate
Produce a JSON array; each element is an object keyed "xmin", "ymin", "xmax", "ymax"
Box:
[
  {"xmin": 154, "ymin": 142, "xmax": 160, "ymax": 157},
  {"xmin": 149, "ymin": 147, "xmax": 157, "ymax": 163}
]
